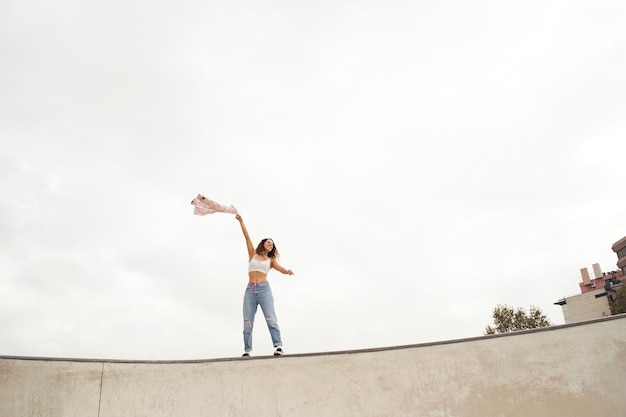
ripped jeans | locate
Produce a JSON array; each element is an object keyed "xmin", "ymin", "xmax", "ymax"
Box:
[{"xmin": 242, "ymin": 281, "xmax": 282, "ymax": 352}]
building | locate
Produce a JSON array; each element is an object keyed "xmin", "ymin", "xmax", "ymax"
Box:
[
  {"xmin": 554, "ymin": 235, "xmax": 626, "ymax": 324},
  {"xmin": 612, "ymin": 235, "xmax": 626, "ymax": 275},
  {"xmin": 554, "ymin": 266, "xmax": 623, "ymax": 323},
  {"xmin": 577, "ymin": 263, "xmax": 622, "ymax": 294}
]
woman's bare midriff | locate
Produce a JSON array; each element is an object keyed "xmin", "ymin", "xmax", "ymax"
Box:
[{"xmin": 248, "ymin": 271, "xmax": 268, "ymax": 284}]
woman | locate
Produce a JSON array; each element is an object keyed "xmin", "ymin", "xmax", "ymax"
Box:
[{"xmin": 236, "ymin": 214, "xmax": 294, "ymax": 357}]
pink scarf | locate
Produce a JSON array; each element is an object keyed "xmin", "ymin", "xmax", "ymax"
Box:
[{"xmin": 190, "ymin": 194, "xmax": 239, "ymax": 216}]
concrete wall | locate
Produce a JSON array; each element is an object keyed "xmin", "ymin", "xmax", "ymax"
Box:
[{"xmin": 2, "ymin": 315, "xmax": 626, "ymax": 417}]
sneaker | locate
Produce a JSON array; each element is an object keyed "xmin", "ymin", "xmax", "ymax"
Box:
[
  {"xmin": 242, "ymin": 352, "xmax": 250, "ymax": 357},
  {"xmin": 274, "ymin": 347, "xmax": 283, "ymax": 356}
]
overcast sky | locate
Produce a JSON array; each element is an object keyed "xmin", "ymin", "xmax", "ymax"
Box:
[{"xmin": 2, "ymin": 0, "xmax": 625, "ymax": 360}]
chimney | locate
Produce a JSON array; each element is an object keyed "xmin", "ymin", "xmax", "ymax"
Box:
[
  {"xmin": 581, "ymin": 268, "xmax": 591, "ymax": 285},
  {"xmin": 592, "ymin": 263, "xmax": 603, "ymax": 279}
]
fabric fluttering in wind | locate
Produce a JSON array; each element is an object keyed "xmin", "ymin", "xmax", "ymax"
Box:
[{"xmin": 190, "ymin": 194, "xmax": 239, "ymax": 215}]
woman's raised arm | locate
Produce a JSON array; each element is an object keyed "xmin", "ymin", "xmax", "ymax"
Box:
[{"xmin": 235, "ymin": 214, "xmax": 255, "ymax": 260}]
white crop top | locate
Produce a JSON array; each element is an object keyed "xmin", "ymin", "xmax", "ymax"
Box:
[{"xmin": 248, "ymin": 256, "xmax": 271, "ymax": 274}]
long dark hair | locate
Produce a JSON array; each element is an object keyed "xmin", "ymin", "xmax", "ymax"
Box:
[{"xmin": 255, "ymin": 238, "xmax": 280, "ymax": 259}]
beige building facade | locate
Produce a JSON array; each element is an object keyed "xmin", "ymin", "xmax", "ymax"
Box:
[
  {"xmin": 555, "ymin": 235, "xmax": 626, "ymax": 323},
  {"xmin": 556, "ymin": 289, "xmax": 611, "ymax": 324}
]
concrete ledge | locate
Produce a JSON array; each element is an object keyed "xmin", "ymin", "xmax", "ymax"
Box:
[
  {"xmin": 2, "ymin": 313, "xmax": 625, "ymax": 364},
  {"xmin": 2, "ymin": 314, "xmax": 625, "ymax": 417}
]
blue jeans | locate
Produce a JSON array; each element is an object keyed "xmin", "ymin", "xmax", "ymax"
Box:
[{"xmin": 242, "ymin": 282, "xmax": 282, "ymax": 352}]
